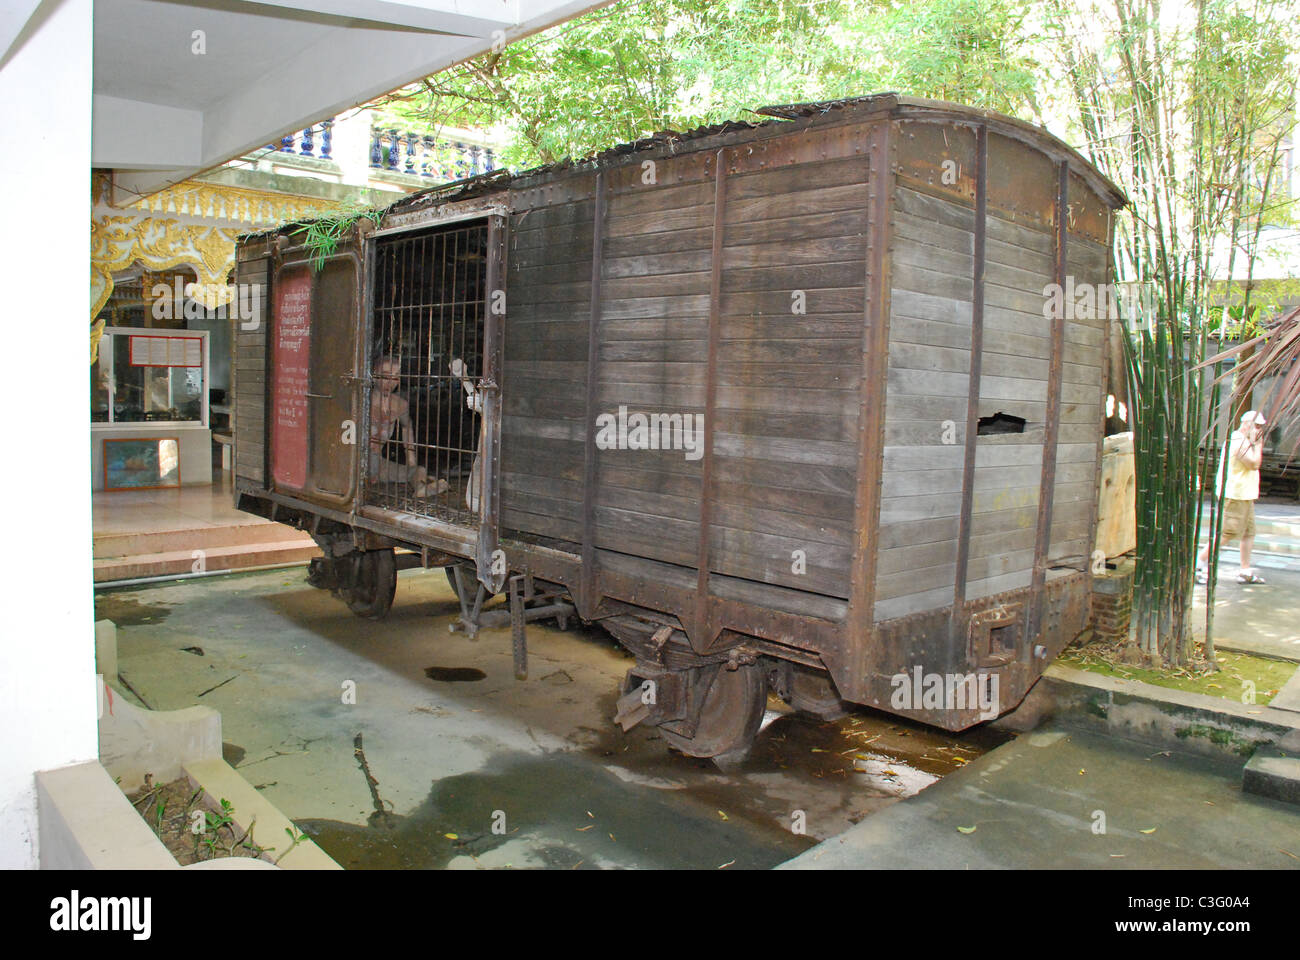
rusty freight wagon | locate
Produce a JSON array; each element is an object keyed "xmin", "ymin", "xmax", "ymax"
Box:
[{"xmin": 231, "ymin": 93, "xmax": 1124, "ymax": 760}]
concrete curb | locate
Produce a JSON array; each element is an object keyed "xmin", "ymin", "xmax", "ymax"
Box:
[
  {"xmin": 183, "ymin": 758, "xmax": 340, "ymax": 870},
  {"xmin": 37, "ymin": 762, "xmax": 179, "ymax": 870},
  {"xmin": 98, "ymin": 678, "xmax": 223, "ymax": 793},
  {"xmin": 86, "ymin": 625, "xmax": 340, "ymax": 869},
  {"xmin": 36, "ymin": 760, "xmax": 294, "ymax": 870},
  {"xmin": 1040, "ymin": 663, "xmax": 1300, "ymax": 762}
]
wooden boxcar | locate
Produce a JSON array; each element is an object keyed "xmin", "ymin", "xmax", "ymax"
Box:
[{"xmin": 231, "ymin": 93, "xmax": 1124, "ymax": 759}]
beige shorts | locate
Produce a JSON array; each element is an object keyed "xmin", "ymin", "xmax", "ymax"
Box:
[{"xmin": 1221, "ymin": 498, "xmax": 1256, "ymax": 541}]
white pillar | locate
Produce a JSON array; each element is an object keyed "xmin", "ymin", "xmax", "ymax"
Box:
[
  {"xmin": 333, "ymin": 107, "xmax": 376, "ymax": 186},
  {"xmin": 0, "ymin": 0, "xmax": 98, "ymax": 869}
]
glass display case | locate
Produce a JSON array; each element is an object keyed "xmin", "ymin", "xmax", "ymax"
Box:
[{"xmin": 92, "ymin": 327, "xmax": 209, "ymax": 427}]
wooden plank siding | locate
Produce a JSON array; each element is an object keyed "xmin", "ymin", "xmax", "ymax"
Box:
[
  {"xmin": 492, "ymin": 120, "xmax": 1108, "ymax": 626},
  {"xmin": 501, "ymin": 195, "xmax": 597, "ymax": 542},
  {"xmin": 874, "ymin": 172, "xmax": 1100, "ymax": 618},
  {"xmin": 498, "ymin": 153, "xmax": 871, "ymax": 601},
  {"xmin": 1047, "ymin": 232, "xmax": 1109, "ymax": 567},
  {"xmin": 706, "ymin": 155, "xmax": 867, "ymax": 598},
  {"xmin": 873, "ymin": 186, "xmax": 974, "ymax": 620},
  {"xmin": 964, "ymin": 209, "xmax": 1057, "ymax": 602},
  {"xmin": 233, "ymin": 255, "xmax": 269, "ymax": 485}
]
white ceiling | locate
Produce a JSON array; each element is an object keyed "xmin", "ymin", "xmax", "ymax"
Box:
[{"xmin": 91, "ymin": 0, "xmax": 610, "ymax": 198}]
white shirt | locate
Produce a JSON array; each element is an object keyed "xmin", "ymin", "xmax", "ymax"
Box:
[{"xmin": 1216, "ymin": 430, "xmax": 1260, "ymax": 501}]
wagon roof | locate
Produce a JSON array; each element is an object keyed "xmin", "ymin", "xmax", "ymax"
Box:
[
  {"xmin": 391, "ymin": 92, "xmax": 1122, "ymax": 214},
  {"xmin": 246, "ymin": 92, "xmax": 1123, "ymax": 241},
  {"xmin": 759, "ymin": 93, "xmax": 1124, "ymax": 199}
]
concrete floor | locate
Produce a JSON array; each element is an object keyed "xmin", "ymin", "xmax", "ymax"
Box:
[
  {"xmin": 1194, "ymin": 561, "xmax": 1300, "ymax": 663},
  {"xmin": 1192, "ymin": 498, "xmax": 1300, "ymax": 662},
  {"xmin": 98, "ymin": 566, "xmax": 1005, "ymax": 870},
  {"xmin": 782, "ymin": 724, "xmax": 1300, "ymax": 869}
]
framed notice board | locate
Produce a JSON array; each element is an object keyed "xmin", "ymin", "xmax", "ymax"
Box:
[{"xmin": 103, "ymin": 437, "xmax": 181, "ymax": 491}]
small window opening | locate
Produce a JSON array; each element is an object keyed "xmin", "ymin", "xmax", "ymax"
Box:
[
  {"xmin": 990, "ymin": 621, "xmax": 1019, "ymax": 653},
  {"xmin": 977, "ymin": 412, "xmax": 1026, "ymax": 436}
]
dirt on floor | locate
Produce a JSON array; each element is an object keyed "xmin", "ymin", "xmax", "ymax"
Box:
[
  {"xmin": 126, "ymin": 775, "xmax": 271, "ymax": 866},
  {"xmin": 1060, "ymin": 634, "xmax": 1297, "ymax": 704}
]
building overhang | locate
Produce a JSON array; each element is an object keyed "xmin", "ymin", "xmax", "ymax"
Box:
[{"xmin": 92, "ymin": 0, "xmax": 612, "ymax": 199}]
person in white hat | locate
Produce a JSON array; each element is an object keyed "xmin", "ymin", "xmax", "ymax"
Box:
[{"xmin": 1197, "ymin": 410, "xmax": 1268, "ymax": 584}]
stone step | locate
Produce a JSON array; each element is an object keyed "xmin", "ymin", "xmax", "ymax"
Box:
[
  {"xmin": 93, "ymin": 539, "xmax": 321, "ymax": 584},
  {"xmin": 1241, "ymin": 743, "xmax": 1300, "ymax": 806},
  {"xmin": 93, "ymin": 522, "xmax": 313, "ymax": 559}
]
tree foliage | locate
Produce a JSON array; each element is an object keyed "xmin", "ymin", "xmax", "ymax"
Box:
[
  {"xmin": 375, "ymin": 0, "xmax": 1047, "ymax": 168},
  {"xmin": 1046, "ymin": 0, "xmax": 1298, "ymax": 664}
]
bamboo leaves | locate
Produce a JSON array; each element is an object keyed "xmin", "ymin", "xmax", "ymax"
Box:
[{"xmin": 298, "ymin": 208, "xmax": 385, "ymax": 272}]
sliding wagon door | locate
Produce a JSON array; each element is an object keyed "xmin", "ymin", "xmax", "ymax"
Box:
[{"xmin": 270, "ymin": 246, "xmax": 362, "ymax": 508}]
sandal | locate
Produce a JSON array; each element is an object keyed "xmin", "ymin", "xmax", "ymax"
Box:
[{"xmin": 1238, "ymin": 571, "xmax": 1267, "ymax": 584}]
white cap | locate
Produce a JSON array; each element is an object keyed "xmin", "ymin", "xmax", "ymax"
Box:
[{"xmin": 1240, "ymin": 410, "xmax": 1266, "ymax": 425}]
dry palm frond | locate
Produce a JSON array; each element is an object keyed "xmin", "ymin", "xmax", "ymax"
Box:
[{"xmin": 1199, "ymin": 305, "xmax": 1300, "ymax": 459}]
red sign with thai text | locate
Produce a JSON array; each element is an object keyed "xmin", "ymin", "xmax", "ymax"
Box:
[{"xmin": 271, "ymin": 266, "xmax": 312, "ymax": 490}]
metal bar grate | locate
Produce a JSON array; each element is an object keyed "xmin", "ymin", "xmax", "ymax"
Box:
[{"xmin": 366, "ymin": 220, "xmax": 489, "ymax": 526}]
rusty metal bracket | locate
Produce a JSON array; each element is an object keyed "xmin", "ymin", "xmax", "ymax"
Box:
[
  {"xmin": 448, "ymin": 565, "xmax": 490, "ymax": 639},
  {"xmin": 1026, "ymin": 161, "xmax": 1071, "ymax": 650},
  {"xmin": 450, "ymin": 570, "xmax": 574, "ymax": 679},
  {"xmin": 692, "ymin": 149, "xmax": 727, "ymax": 653},
  {"xmin": 579, "ymin": 172, "xmax": 607, "ymax": 620},
  {"xmin": 614, "ymin": 662, "xmax": 689, "ymax": 732},
  {"xmin": 951, "ymin": 123, "xmax": 988, "ymax": 645},
  {"xmin": 508, "ymin": 574, "xmax": 527, "ymax": 679}
]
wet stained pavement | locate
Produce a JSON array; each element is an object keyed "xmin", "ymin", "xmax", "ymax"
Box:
[{"xmin": 98, "ymin": 566, "xmax": 1007, "ymax": 869}]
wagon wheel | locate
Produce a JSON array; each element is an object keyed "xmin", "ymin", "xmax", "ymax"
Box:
[
  {"xmin": 788, "ymin": 664, "xmax": 851, "ymax": 721},
  {"xmin": 661, "ymin": 662, "xmax": 767, "ymax": 762},
  {"xmin": 345, "ymin": 549, "xmax": 397, "ymax": 620}
]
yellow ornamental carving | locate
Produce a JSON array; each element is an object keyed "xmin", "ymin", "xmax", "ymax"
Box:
[
  {"xmin": 90, "ymin": 317, "xmax": 105, "ymax": 366},
  {"xmin": 131, "ymin": 182, "xmax": 341, "ymax": 227},
  {"xmin": 92, "ymin": 181, "xmax": 343, "ymax": 322},
  {"xmin": 91, "ymin": 215, "xmax": 241, "ymax": 316}
]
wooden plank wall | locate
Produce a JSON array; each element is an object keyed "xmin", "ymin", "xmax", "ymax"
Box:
[
  {"xmin": 499, "ymin": 126, "xmax": 1106, "ymax": 621},
  {"xmin": 500, "ymin": 197, "xmax": 597, "ymax": 542},
  {"xmin": 964, "ymin": 209, "xmax": 1055, "ymax": 602},
  {"xmin": 875, "ymin": 167, "xmax": 1108, "ymax": 622},
  {"xmin": 233, "ymin": 253, "xmax": 269, "ymax": 485},
  {"xmin": 875, "ymin": 184, "xmax": 1074, "ymax": 619},
  {"xmin": 499, "ymin": 149, "xmax": 870, "ymax": 602},
  {"xmin": 1050, "ymin": 231, "xmax": 1109, "ymax": 565},
  {"xmin": 708, "ymin": 155, "xmax": 866, "ymax": 598},
  {"xmin": 587, "ymin": 172, "xmax": 713, "ymax": 577},
  {"xmin": 874, "ymin": 185, "xmax": 976, "ymax": 621}
]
